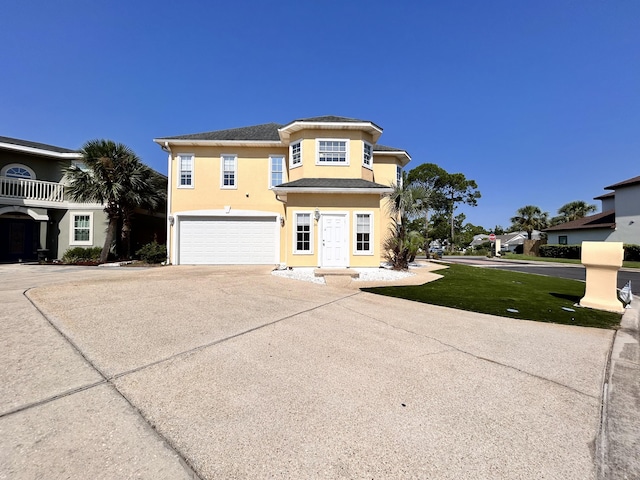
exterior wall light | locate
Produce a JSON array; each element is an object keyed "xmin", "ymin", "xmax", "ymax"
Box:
[{"xmin": 314, "ymin": 208, "xmax": 320, "ymax": 221}]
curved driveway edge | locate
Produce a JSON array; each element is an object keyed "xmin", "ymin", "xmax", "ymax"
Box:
[{"xmin": 598, "ymin": 296, "xmax": 640, "ymax": 479}]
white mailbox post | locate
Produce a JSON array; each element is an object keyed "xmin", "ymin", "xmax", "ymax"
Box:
[{"xmin": 579, "ymin": 241, "xmax": 625, "ymax": 314}]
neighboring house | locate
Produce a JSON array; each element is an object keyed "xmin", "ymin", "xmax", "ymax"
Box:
[
  {"xmin": 469, "ymin": 231, "xmax": 542, "ymax": 252},
  {"xmin": 0, "ymin": 136, "xmax": 165, "ymax": 262},
  {"xmin": 154, "ymin": 116, "xmax": 411, "ymax": 267},
  {"xmin": 545, "ymin": 175, "xmax": 640, "ymax": 245}
]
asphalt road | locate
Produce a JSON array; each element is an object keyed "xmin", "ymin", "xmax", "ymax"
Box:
[{"xmin": 441, "ymin": 256, "xmax": 639, "ymax": 290}]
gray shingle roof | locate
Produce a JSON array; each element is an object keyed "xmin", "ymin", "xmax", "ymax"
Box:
[
  {"xmin": 160, "ymin": 117, "xmax": 390, "ymax": 142},
  {"xmin": 0, "ymin": 135, "xmax": 78, "ymax": 154},
  {"xmin": 275, "ymin": 178, "xmax": 390, "ymax": 189},
  {"xmin": 161, "ymin": 123, "xmax": 283, "ymax": 141}
]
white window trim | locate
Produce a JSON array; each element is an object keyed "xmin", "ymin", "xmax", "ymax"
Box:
[
  {"xmin": 362, "ymin": 141, "xmax": 373, "ymax": 170},
  {"xmin": 69, "ymin": 211, "xmax": 93, "ymax": 246},
  {"xmin": 220, "ymin": 154, "xmax": 238, "ymax": 189},
  {"xmin": 290, "ymin": 140, "xmax": 302, "ymax": 169},
  {"xmin": 293, "ymin": 211, "xmax": 314, "ymax": 255},
  {"xmin": 316, "ymin": 138, "xmax": 350, "ymax": 166},
  {"xmin": 177, "ymin": 154, "xmax": 194, "ymax": 189},
  {"xmin": 396, "ymin": 165, "xmax": 403, "ymax": 187},
  {"xmin": 269, "ymin": 155, "xmax": 286, "ymax": 189},
  {"xmin": 1, "ymin": 163, "xmax": 36, "ymax": 179},
  {"xmin": 353, "ymin": 211, "xmax": 374, "ymax": 255}
]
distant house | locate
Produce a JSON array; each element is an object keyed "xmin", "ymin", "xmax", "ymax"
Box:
[
  {"xmin": 0, "ymin": 136, "xmax": 165, "ymax": 262},
  {"xmin": 545, "ymin": 175, "xmax": 640, "ymax": 245},
  {"xmin": 469, "ymin": 231, "xmax": 542, "ymax": 252}
]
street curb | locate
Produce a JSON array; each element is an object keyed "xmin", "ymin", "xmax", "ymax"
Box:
[{"xmin": 597, "ymin": 295, "xmax": 640, "ymax": 479}]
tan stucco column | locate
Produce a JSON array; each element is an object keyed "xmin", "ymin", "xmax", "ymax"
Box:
[{"xmin": 579, "ymin": 241, "xmax": 624, "ymax": 314}]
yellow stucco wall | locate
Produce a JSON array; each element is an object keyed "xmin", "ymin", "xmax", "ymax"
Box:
[
  {"xmin": 288, "ymin": 129, "xmax": 375, "ymax": 182},
  {"xmin": 284, "ymin": 193, "xmax": 386, "ymax": 267}
]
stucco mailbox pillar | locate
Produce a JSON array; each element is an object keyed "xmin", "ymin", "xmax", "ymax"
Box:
[{"xmin": 579, "ymin": 241, "xmax": 624, "ymax": 314}]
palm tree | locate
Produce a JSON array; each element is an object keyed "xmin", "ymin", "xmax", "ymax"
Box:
[
  {"xmin": 557, "ymin": 200, "xmax": 597, "ymax": 222},
  {"xmin": 384, "ymin": 176, "xmax": 429, "ymax": 269},
  {"xmin": 64, "ymin": 139, "xmax": 164, "ymax": 263},
  {"xmin": 510, "ymin": 205, "xmax": 549, "ymax": 239}
]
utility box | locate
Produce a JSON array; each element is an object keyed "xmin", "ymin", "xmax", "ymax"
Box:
[{"xmin": 579, "ymin": 241, "xmax": 624, "ymax": 313}]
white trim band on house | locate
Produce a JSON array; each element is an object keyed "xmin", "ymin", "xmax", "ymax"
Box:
[
  {"xmin": 272, "ymin": 187, "xmax": 393, "ymax": 195},
  {"xmin": 0, "ymin": 142, "xmax": 82, "ymax": 159}
]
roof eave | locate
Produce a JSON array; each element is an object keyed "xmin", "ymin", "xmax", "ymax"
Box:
[
  {"xmin": 373, "ymin": 150, "xmax": 411, "ymax": 166},
  {"xmin": 154, "ymin": 138, "xmax": 283, "ymax": 148},
  {"xmin": 272, "ymin": 187, "xmax": 393, "ymax": 195},
  {"xmin": 278, "ymin": 121, "xmax": 383, "ymax": 144},
  {"xmin": 0, "ymin": 141, "xmax": 81, "ymax": 159}
]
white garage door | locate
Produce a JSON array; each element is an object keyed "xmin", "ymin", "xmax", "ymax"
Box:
[{"xmin": 178, "ymin": 216, "xmax": 278, "ymax": 265}]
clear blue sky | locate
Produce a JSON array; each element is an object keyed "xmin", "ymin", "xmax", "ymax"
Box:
[{"xmin": 1, "ymin": 0, "xmax": 638, "ymax": 230}]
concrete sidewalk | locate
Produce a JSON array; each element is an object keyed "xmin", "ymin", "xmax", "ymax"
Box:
[{"xmin": 0, "ymin": 263, "xmax": 636, "ymax": 479}]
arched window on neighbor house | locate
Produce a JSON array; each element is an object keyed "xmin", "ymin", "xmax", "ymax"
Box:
[{"xmin": 1, "ymin": 164, "xmax": 36, "ymax": 179}]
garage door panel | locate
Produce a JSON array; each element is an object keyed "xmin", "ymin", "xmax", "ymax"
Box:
[{"xmin": 179, "ymin": 216, "xmax": 277, "ymax": 265}]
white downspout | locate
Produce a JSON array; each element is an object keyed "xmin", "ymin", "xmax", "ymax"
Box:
[
  {"xmin": 163, "ymin": 142, "xmax": 173, "ymax": 265},
  {"xmin": 275, "ymin": 193, "xmax": 287, "ymax": 268}
]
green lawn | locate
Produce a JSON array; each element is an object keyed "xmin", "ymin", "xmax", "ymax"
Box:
[
  {"xmin": 500, "ymin": 253, "xmax": 640, "ymax": 269},
  {"xmin": 362, "ymin": 264, "xmax": 622, "ymax": 329}
]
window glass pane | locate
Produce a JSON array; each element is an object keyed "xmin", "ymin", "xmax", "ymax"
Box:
[
  {"xmin": 74, "ymin": 215, "xmax": 90, "ymax": 242},
  {"xmin": 356, "ymin": 214, "xmax": 371, "ymax": 251},
  {"xmin": 179, "ymin": 156, "xmax": 192, "ymax": 186},
  {"xmin": 291, "ymin": 142, "xmax": 301, "ymax": 165},
  {"xmin": 318, "ymin": 140, "xmax": 347, "ymax": 163},
  {"xmin": 222, "ymin": 155, "xmax": 236, "ymax": 186},
  {"xmin": 296, "ymin": 213, "xmax": 311, "ymax": 251},
  {"xmin": 271, "ymin": 156, "xmax": 284, "ymax": 187},
  {"xmin": 5, "ymin": 167, "xmax": 32, "ymax": 179}
]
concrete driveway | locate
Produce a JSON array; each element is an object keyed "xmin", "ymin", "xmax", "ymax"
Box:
[{"xmin": 0, "ymin": 263, "xmax": 623, "ymax": 479}]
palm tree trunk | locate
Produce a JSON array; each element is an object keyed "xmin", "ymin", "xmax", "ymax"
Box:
[{"xmin": 100, "ymin": 217, "xmax": 118, "ymax": 263}]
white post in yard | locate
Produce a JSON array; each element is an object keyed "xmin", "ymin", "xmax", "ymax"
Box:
[{"xmin": 579, "ymin": 241, "xmax": 625, "ymax": 313}]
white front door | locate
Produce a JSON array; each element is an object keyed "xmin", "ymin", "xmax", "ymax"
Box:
[{"xmin": 320, "ymin": 214, "xmax": 348, "ymax": 267}]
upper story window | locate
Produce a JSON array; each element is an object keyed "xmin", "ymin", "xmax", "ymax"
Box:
[
  {"xmin": 221, "ymin": 154, "xmax": 237, "ymax": 189},
  {"xmin": 71, "ymin": 160, "xmax": 90, "ymax": 172},
  {"xmin": 290, "ymin": 141, "xmax": 302, "ymax": 168},
  {"xmin": 1, "ymin": 163, "xmax": 35, "ymax": 179},
  {"xmin": 317, "ymin": 139, "xmax": 349, "ymax": 165},
  {"xmin": 363, "ymin": 142, "xmax": 372, "ymax": 169},
  {"xmin": 396, "ymin": 165, "xmax": 403, "ymax": 187},
  {"xmin": 269, "ymin": 155, "xmax": 285, "ymax": 188},
  {"xmin": 177, "ymin": 154, "xmax": 194, "ymax": 188}
]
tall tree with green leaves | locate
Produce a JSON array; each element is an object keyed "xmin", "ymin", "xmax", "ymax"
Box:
[
  {"xmin": 440, "ymin": 172, "xmax": 481, "ymax": 249},
  {"xmin": 64, "ymin": 139, "xmax": 165, "ymax": 262},
  {"xmin": 557, "ymin": 200, "xmax": 597, "ymax": 222},
  {"xmin": 407, "ymin": 162, "xmax": 448, "ymax": 243},
  {"xmin": 510, "ymin": 205, "xmax": 549, "ymax": 239}
]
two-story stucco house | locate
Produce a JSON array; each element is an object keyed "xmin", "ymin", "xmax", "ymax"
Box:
[
  {"xmin": 545, "ymin": 175, "xmax": 640, "ymax": 245},
  {"xmin": 0, "ymin": 136, "xmax": 165, "ymax": 263},
  {"xmin": 154, "ymin": 116, "xmax": 411, "ymax": 267}
]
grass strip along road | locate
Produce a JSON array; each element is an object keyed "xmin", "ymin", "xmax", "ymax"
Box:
[{"xmin": 363, "ymin": 264, "xmax": 622, "ymax": 329}]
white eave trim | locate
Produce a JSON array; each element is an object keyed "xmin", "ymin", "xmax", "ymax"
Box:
[
  {"xmin": 278, "ymin": 121, "xmax": 383, "ymax": 143},
  {"xmin": 0, "ymin": 142, "xmax": 81, "ymax": 159},
  {"xmin": 271, "ymin": 187, "xmax": 394, "ymax": 195},
  {"xmin": 372, "ymin": 149, "xmax": 411, "ymax": 166},
  {"xmin": 154, "ymin": 138, "xmax": 283, "ymax": 148}
]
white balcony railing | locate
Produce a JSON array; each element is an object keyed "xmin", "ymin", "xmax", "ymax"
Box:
[{"xmin": 0, "ymin": 176, "xmax": 65, "ymax": 203}]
